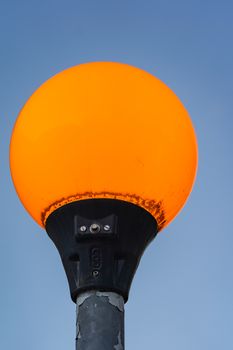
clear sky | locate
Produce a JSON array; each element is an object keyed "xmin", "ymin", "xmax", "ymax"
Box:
[{"xmin": 1, "ymin": 1, "xmax": 233, "ymax": 349}]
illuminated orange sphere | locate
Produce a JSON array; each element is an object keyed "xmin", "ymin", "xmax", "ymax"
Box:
[{"xmin": 10, "ymin": 62, "xmax": 198, "ymax": 231}]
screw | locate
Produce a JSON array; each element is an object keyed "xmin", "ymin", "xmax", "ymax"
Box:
[
  {"xmin": 104, "ymin": 225, "xmax": 110, "ymax": 231},
  {"xmin": 90, "ymin": 223, "xmax": 101, "ymax": 233},
  {"xmin": 92, "ymin": 270, "xmax": 99, "ymax": 277},
  {"xmin": 80, "ymin": 225, "xmax": 87, "ymax": 232}
]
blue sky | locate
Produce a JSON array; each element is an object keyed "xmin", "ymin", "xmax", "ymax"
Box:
[{"xmin": 1, "ymin": 1, "xmax": 233, "ymax": 349}]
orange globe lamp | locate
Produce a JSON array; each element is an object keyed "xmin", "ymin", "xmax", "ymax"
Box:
[
  {"xmin": 10, "ymin": 62, "xmax": 197, "ymax": 348},
  {"xmin": 10, "ymin": 62, "xmax": 197, "ymax": 230}
]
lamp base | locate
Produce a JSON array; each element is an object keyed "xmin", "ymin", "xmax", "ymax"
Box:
[{"xmin": 45, "ymin": 199, "xmax": 158, "ymax": 302}]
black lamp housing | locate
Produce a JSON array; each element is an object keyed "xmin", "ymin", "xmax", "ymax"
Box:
[{"xmin": 45, "ymin": 199, "xmax": 158, "ymax": 303}]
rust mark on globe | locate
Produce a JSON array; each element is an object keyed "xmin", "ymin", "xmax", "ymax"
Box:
[{"xmin": 41, "ymin": 192, "xmax": 166, "ymax": 231}]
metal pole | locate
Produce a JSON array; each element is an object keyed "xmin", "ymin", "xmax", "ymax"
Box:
[{"xmin": 76, "ymin": 291, "xmax": 125, "ymax": 350}]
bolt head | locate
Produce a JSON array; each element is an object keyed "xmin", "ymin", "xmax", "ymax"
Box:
[
  {"xmin": 80, "ymin": 225, "xmax": 87, "ymax": 232},
  {"xmin": 90, "ymin": 223, "xmax": 101, "ymax": 233},
  {"xmin": 104, "ymin": 225, "xmax": 110, "ymax": 231}
]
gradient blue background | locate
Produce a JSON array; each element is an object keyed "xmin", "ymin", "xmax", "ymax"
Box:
[{"xmin": 1, "ymin": 1, "xmax": 233, "ymax": 349}]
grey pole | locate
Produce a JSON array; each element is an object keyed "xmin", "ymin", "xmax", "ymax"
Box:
[{"xmin": 76, "ymin": 291, "xmax": 125, "ymax": 350}]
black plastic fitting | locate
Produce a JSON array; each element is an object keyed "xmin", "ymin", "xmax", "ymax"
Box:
[{"xmin": 45, "ymin": 199, "xmax": 158, "ymax": 303}]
